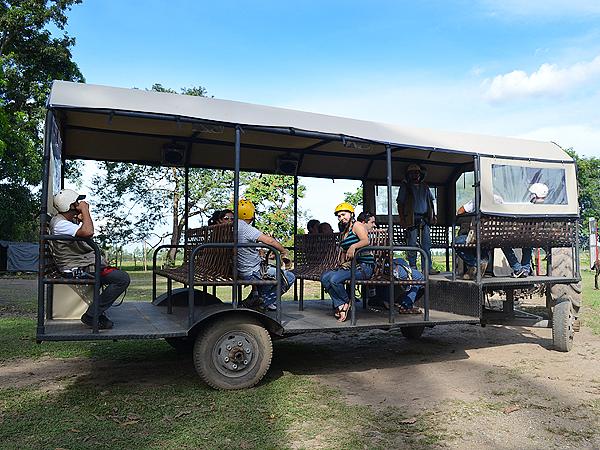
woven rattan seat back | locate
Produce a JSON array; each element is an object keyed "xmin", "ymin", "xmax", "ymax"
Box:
[
  {"xmin": 454, "ymin": 215, "xmax": 577, "ymax": 248},
  {"xmin": 190, "ymin": 222, "xmax": 234, "ymax": 280}
]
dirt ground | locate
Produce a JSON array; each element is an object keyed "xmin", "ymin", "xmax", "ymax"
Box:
[{"xmin": 2, "ymin": 278, "xmax": 599, "ymax": 448}]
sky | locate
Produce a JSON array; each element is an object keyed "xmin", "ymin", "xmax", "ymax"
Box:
[{"xmin": 63, "ymin": 0, "xmax": 600, "ymax": 233}]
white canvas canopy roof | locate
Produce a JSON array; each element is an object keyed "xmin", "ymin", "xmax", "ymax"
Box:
[{"xmin": 47, "ymin": 81, "xmax": 574, "ymax": 186}]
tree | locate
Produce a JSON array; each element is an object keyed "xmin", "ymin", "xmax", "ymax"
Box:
[
  {"xmin": 344, "ymin": 186, "xmax": 363, "ymax": 209},
  {"xmin": 244, "ymin": 174, "xmax": 306, "ymax": 246},
  {"xmin": 0, "ymin": 0, "xmax": 83, "ymax": 240},
  {"xmin": 567, "ymin": 149, "xmax": 600, "ymax": 225}
]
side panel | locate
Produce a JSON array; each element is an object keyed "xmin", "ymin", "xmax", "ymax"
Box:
[{"xmin": 479, "ymin": 157, "xmax": 578, "ymax": 216}]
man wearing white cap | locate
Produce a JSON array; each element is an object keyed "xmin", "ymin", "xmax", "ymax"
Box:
[
  {"xmin": 50, "ymin": 189, "xmax": 130, "ymax": 329},
  {"xmin": 502, "ymin": 183, "xmax": 549, "ymax": 278}
]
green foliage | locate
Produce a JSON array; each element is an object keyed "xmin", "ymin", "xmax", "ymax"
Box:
[
  {"xmin": 344, "ymin": 185, "xmax": 363, "ymax": 208},
  {"xmin": 243, "ymin": 174, "xmax": 305, "ymax": 244},
  {"xmin": 0, "ymin": 184, "xmax": 38, "ymax": 241},
  {"xmin": 567, "ymin": 149, "xmax": 600, "ymax": 224},
  {"xmin": 0, "ymin": 0, "xmax": 83, "ymax": 240}
]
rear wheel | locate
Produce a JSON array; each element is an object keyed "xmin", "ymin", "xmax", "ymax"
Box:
[
  {"xmin": 550, "ymin": 248, "xmax": 581, "ymax": 332},
  {"xmin": 400, "ymin": 326, "xmax": 425, "ymax": 339},
  {"xmin": 193, "ymin": 316, "xmax": 272, "ymax": 390},
  {"xmin": 552, "ymin": 300, "xmax": 574, "ymax": 352}
]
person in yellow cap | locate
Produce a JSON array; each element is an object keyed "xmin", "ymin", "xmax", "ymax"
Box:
[
  {"xmin": 396, "ymin": 163, "xmax": 439, "ymax": 274},
  {"xmin": 236, "ymin": 199, "xmax": 295, "ymax": 311},
  {"xmin": 320, "ymin": 202, "xmax": 375, "ymax": 322}
]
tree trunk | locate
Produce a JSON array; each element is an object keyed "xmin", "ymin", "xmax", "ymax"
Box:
[{"xmin": 167, "ymin": 168, "xmax": 181, "ymax": 265}]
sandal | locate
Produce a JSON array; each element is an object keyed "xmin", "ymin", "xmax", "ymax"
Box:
[
  {"xmin": 337, "ymin": 302, "xmax": 351, "ymax": 322},
  {"xmin": 398, "ymin": 305, "xmax": 422, "ymax": 314}
]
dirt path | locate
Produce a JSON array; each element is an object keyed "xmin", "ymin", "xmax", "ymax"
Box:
[{"xmin": 276, "ymin": 323, "xmax": 600, "ymax": 448}]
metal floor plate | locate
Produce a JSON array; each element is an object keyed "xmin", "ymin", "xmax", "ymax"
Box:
[{"xmin": 40, "ymin": 299, "xmax": 480, "ymax": 341}]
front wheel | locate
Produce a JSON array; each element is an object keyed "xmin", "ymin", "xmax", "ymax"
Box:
[
  {"xmin": 552, "ymin": 300, "xmax": 575, "ymax": 352},
  {"xmin": 193, "ymin": 316, "xmax": 273, "ymax": 390}
]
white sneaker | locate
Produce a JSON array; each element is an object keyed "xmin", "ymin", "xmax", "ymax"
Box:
[{"xmin": 266, "ymin": 303, "xmax": 277, "ymax": 311}]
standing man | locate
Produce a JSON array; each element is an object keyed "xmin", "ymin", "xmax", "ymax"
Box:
[
  {"xmin": 237, "ymin": 199, "xmax": 295, "ymax": 311},
  {"xmin": 396, "ymin": 164, "xmax": 439, "ymax": 274},
  {"xmin": 50, "ymin": 189, "xmax": 130, "ymax": 329}
]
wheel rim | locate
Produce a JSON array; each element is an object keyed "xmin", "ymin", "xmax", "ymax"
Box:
[{"xmin": 212, "ymin": 330, "xmax": 258, "ymax": 378}]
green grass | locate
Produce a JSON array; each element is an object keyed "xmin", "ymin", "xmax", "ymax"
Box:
[{"xmin": 580, "ymin": 268, "xmax": 600, "ymax": 334}]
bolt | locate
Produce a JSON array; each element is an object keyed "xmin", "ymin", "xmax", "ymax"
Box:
[
  {"xmin": 243, "ymin": 360, "xmax": 248, "ymax": 365},
  {"xmin": 232, "ymin": 364, "xmax": 238, "ymax": 369},
  {"xmin": 224, "ymin": 357, "xmax": 229, "ymax": 362},
  {"xmin": 226, "ymin": 345, "xmax": 232, "ymax": 350},
  {"xmin": 237, "ymin": 341, "xmax": 243, "ymax": 346},
  {"xmin": 245, "ymin": 348, "xmax": 251, "ymax": 354}
]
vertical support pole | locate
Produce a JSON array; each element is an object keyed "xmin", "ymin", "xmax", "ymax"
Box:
[
  {"xmin": 451, "ymin": 219, "xmax": 456, "ymax": 281},
  {"xmin": 38, "ymin": 111, "xmax": 54, "ymax": 337},
  {"xmin": 232, "ymin": 126, "xmax": 241, "ymax": 309},
  {"xmin": 386, "ymin": 144, "xmax": 395, "ymax": 324},
  {"xmin": 184, "ymin": 167, "xmax": 189, "ymax": 247},
  {"xmin": 293, "ymin": 175, "xmax": 298, "ymax": 303},
  {"xmin": 474, "ymin": 156, "xmax": 482, "ymax": 284},
  {"xmin": 167, "ymin": 278, "xmax": 173, "ymax": 314}
]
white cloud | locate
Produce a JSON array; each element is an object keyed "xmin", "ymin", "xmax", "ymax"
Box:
[
  {"xmin": 483, "ymin": 55, "xmax": 600, "ymax": 102},
  {"xmin": 516, "ymin": 124, "xmax": 600, "ymax": 158},
  {"xmin": 481, "ymin": 0, "xmax": 600, "ymax": 18}
]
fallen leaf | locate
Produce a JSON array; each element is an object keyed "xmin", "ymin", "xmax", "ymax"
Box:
[
  {"xmin": 503, "ymin": 405, "xmax": 521, "ymax": 414},
  {"xmin": 69, "ymin": 429, "xmax": 80, "ymax": 433},
  {"xmin": 400, "ymin": 418, "xmax": 417, "ymax": 424},
  {"xmin": 127, "ymin": 414, "xmax": 141, "ymax": 421}
]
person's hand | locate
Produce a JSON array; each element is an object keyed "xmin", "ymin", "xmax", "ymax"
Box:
[
  {"xmin": 76, "ymin": 201, "xmax": 89, "ymax": 212},
  {"xmin": 346, "ymin": 245, "xmax": 356, "ymax": 260}
]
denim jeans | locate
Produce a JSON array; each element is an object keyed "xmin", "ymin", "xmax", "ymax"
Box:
[
  {"xmin": 320, "ymin": 263, "xmax": 374, "ymax": 309},
  {"xmin": 379, "ymin": 264, "xmax": 424, "ymax": 309},
  {"xmin": 239, "ymin": 266, "xmax": 296, "ymax": 307},
  {"xmin": 86, "ymin": 269, "xmax": 130, "ymax": 317},
  {"xmin": 406, "ymin": 221, "xmax": 432, "ymax": 270},
  {"xmin": 502, "ymin": 247, "xmax": 532, "ymax": 273},
  {"xmin": 455, "ymin": 234, "xmax": 489, "ymax": 268}
]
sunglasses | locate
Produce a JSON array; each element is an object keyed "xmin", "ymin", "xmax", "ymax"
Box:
[{"xmin": 223, "ymin": 216, "xmax": 234, "ymax": 221}]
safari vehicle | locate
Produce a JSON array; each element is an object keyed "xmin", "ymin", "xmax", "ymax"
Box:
[{"xmin": 38, "ymin": 81, "xmax": 581, "ymax": 389}]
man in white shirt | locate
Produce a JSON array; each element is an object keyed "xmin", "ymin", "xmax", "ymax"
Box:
[{"xmin": 50, "ymin": 189, "xmax": 130, "ymax": 329}]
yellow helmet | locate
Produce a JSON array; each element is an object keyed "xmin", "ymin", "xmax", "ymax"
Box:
[
  {"xmin": 334, "ymin": 202, "xmax": 355, "ymax": 215},
  {"xmin": 238, "ymin": 199, "xmax": 255, "ymax": 219}
]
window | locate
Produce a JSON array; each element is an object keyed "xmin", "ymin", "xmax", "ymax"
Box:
[
  {"xmin": 375, "ymin": 185, "xmax": 437, "ymax": 215},
  {"xmin": 456, "ymin": 171, "xmax": 474, "ymax": 212},
  {"xmin": 491, "ymin": 164, "xmax": 568, "ymax": 205}
]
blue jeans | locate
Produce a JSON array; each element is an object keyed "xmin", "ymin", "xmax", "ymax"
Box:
[
  {"xmin": 455, "ymin": 234, "xmax": 489, "ymax": 268},
  {"xmin": 239, "ymin": 266, "xmax": 296, "ymax": 307},
  {"xmin": 321, "ymin": 263, "xmax": 374, "ymax": 309},
  {"xmin": 380, "ymin": 264, "xmax": 424, "ymax": 309},
  {"xmin": 502, "ymin": 247, "xmax": 532, "ymax": 273},
  {"xmin": 406, "ymin": 221, "xmax": 432, "ymax": 270}
]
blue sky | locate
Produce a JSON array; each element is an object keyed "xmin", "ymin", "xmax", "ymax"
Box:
[{"xmin": 64, "ymin": 0, "xmax": 600, "ymax": 228}]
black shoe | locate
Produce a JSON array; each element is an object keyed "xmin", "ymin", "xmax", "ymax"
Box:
[
  {"xmin": 81, "ymin": 313, "xmax": 114, "ymax": 329},
  {"xmin": 242, "ymin": 291, "xmax": 260, "ymax": 308}
]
